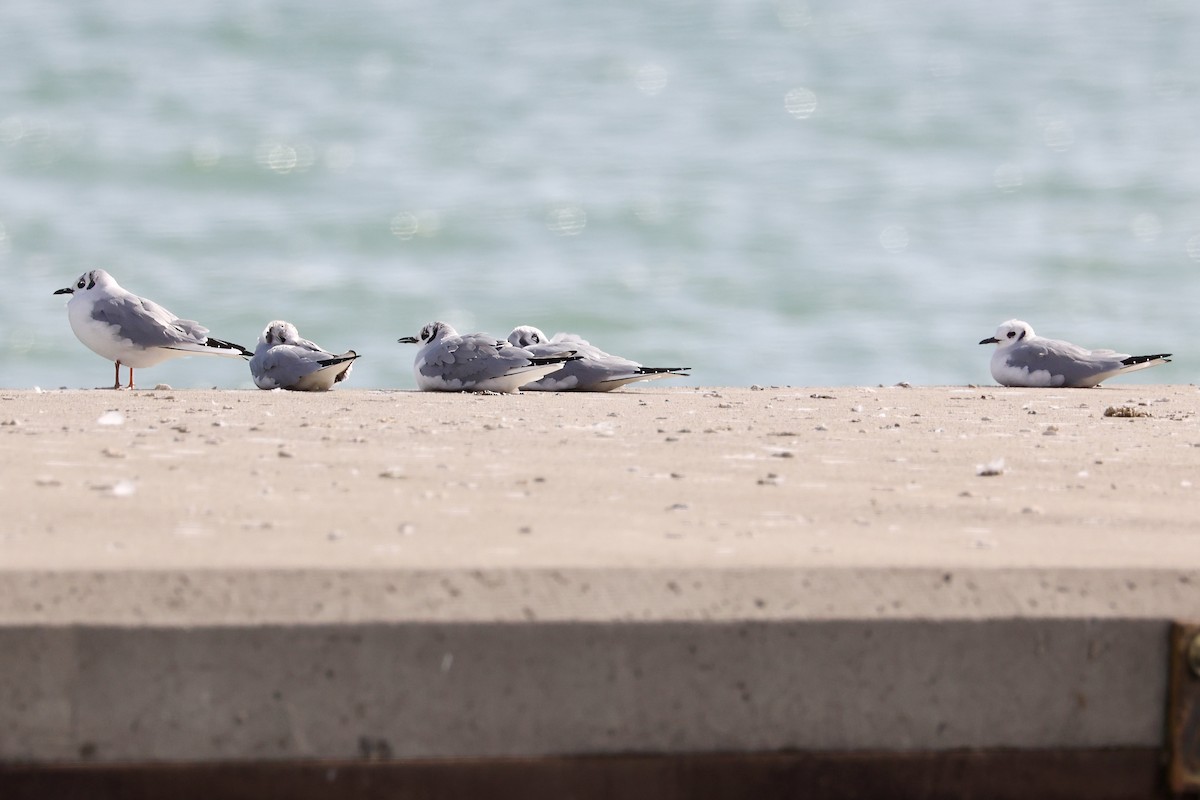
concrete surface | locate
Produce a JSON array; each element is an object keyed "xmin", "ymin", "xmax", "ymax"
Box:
[{"xmin": 0, "ymin": 387, "xmax": 1197, "ymax": 766}]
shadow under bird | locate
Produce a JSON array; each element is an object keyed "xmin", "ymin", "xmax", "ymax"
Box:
[
  {"xmin": 398, "ymin": 321, "xmax": 579, "ymax": 393},
  {"xmin": 249, "ymin": 321, "xmax": 359, "ymax": 391},
  {"xmin": 979, "ymin": 319, "xmax": 1171, "ymax": 388},
  {"xmin": 53, "ymin": 269, "xmax": 251, "ymax": 389},
  {"xmin": 506, "ymin": 325, "xmax": 691, "ymax": 391}
]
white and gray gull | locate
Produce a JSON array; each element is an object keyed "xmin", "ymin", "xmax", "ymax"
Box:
[
  {"xmin": 506, "ymin": 325, "xmax": 690, "ymax": 391},
  {"xmin": 249, "ymin": 320, "xmax": 359, "ymax": 391},
  {"xmin": 398, "ymin": 321, "xmax": 578, "ymax": 393},
  {"xmin": 53, "ymin": 269, "xmax": 250, "ymax": 389},
  {"xmin": 979, "ymin": 319, "xmax": 1171, "ymax": 388}
]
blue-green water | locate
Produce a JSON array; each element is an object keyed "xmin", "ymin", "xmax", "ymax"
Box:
[{"xmin": 3, "ymin": 0, "xmax": 1198, "ymax": 389}]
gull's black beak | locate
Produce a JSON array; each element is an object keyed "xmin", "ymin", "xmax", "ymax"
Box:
[
  {"xmin": 979, "ymin": 337, "xmax": 999, "ymax": 345},
  {"xmin": 53, "ymin": 287, "xmax": 73, "ymax": 295},
  {"xmin": 397, "ymin": 336, "xmax": 419, "ymax": 344}
]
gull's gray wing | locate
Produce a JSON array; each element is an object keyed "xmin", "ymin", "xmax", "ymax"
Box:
[
  {"xmin": 523, "ymin": 342, "xmax": 638, "ymax": 390},
  {"xmin": 250, "ymin": 343, "xmax": 356, "ymax": 390},
  {"xmin": 91, "ymin": 293, "xmax": 211, "ymax": 349},
  {"xmin": 548, "ymin": 333, "xmax": 607, "ymax": 357},
  {"xmin": 998, "ymin": 337, "xmax": 1130, "ymax": 388},
  {"xmin": 528, "ymin": 350, "xmax": 689, "ymax": 390},
  {"xmin": 419, "ymin": 333, "xmax": 538, "ymax": 385},
  {"xmin": 523, "ymin": 335, "xmax": 689, "ymax": 391}
]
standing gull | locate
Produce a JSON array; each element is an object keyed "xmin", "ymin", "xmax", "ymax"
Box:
[
  {"xmin": 506, "ymin": 326, "xmax": 690, "ymax": 391},
  {"xmin": 249, "ymin": 320, "xmax": 359, "ymax": 391},
  {"xmin": 54, "ymin": 269, "xmax": 250, "ymax": 389},
  {"xmin": 979, "ymin": 319, "xmax": 1171, "ymax": 388},
  {"xmin": 398, "ymin": 321, "xmax": 577, "ymax": 393}
]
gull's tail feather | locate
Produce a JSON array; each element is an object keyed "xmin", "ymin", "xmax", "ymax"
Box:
[
  {"xmin": 589, "ymin": 368, "xmax": 691, "ymax": 391},
  {"xmin": 318, "ymin": 351, "xmax": 359, "ymax": 384}
]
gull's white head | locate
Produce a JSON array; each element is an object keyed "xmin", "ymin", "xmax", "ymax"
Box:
[
  {"xmin": 398, "ymin": 321, "xmax": 456, "ymax": 345},
  {"xmin": 979, "ymin": 319, "xmax": 1035, "ymax": 348},
  {"xmin": 53, "ymin": 269, "xmax": 117, "ymax": 298},
  {"xmin": 507, "ymin": 325, "xmax": 548, "ymax": 348},
  {"xmin": 260, "ymin": 320, "xmax": 301, "ymax": 346}
]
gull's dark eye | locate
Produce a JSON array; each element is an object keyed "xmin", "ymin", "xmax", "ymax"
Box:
[
  {"xmin": 1006, "ymin": 331, "xmax": 1016, "ymax": 338},
  {"xmin": 77, "ymin": 279, "xmax": 85, "ymax": 289}
]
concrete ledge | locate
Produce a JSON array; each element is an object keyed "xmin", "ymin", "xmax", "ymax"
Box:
[
  {"xmin": 0, "ymin": 749, "xmax": 1169, "ymax": 800},
  {"xmin": 0, "ymin": 616, "xmax": 1173, "ymax": 761},
  {"xmin": 0, "ymin": 567, "xmax": 1198, "ymax": 625}
]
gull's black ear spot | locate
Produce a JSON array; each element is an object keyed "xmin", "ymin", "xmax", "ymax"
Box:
[
  {"xmin": 86, "ymin": 273, "xmax": 96, "ymax": 290},
  {"xmin": 1017, "ymin": 329, "xmax": 1026, "ymax": 341}
]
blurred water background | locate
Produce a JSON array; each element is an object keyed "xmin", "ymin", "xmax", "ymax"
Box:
[{"xmin": 2, "ymin": 0, "xmax": 1198, "ymax": 389}]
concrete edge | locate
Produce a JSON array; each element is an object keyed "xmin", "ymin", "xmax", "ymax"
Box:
[{"xmin": 0, "ymin": 566, "xmax": 1196, "ymax": 625}]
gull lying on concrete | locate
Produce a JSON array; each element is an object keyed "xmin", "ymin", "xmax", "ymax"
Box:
[
  {"xmin": 506, "ymin": 325, "xmax": 690, "ymax": 391},
  {"xmin": 249, "ymin": 320, "xmax": 359, "ymax": 391},
  {"xmin": 398, "ymin": 321, "xmax": 577, "ymax": 393},
  {"xmin": 979, "ymin": 319, "xmax": 1171, "ymax": 387}
]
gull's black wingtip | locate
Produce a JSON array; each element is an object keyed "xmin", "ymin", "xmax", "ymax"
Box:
[
  {"xmin": 530, "ymin": 350, "xmax": 581, "ymax": 365},
  {"xmin": 636, "ymin": 366, "xmax": 691, "ymax": 375},
  {"xmin": 1120, "ymin": 353, "xmax": 1172, "ymax": 366},
  {"xmin": 206, "ymin": 336, "xmax": 253, "ymax": 359},
  {"xmin": 317, "ymin": 352, "xmax": 361, "ymax": 367}
]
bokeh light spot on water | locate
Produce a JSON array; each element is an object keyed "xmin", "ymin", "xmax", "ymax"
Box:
[
  {"xmin": 0, "ymin": 221, "xmax": 8, "ymax": 255},
  {"xmin": 0, "ymin": 116, "xmax": 26, "ymax": 146},
  {"xmin": 388, "ymin": 210, "xmax": 442, "ymax": 240},
  {"xmin": 546, "ymin": 205, "xmax": 587, "ymax": 236},
  {"xmin": 254, "ymin": 140, "xmax": 315, "ymax": 174},
  {"xmin": 1187, "ymin": 234, "xmax": 1200, "ymax": 262},
  {"xmin": 1042, "ymin": 120, "xmax": 1074, "ymax": 151},
  {"xmin": 1130, "ymin": 213, "xmax": 1162, "ymax": 242},
  {"xmin": 634, "ymin": 63, "xmax": 668, "ymax": 96},
  {"xmin": 879, "ymin": 225, "xmax": 909, "ymax": 253},
  {"xmin": 390, "ymin": 211, "xmax": 419, "ymax": 240},
  {"xmin": 784, "ymin": 87, "xmax": 818, "ymax": 119},
  {"xmin": 993, "ymin": 163, "xmax": 1023, "ymax": 193}
]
